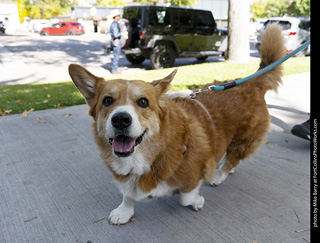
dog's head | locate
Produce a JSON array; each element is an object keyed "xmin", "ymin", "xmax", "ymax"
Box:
[{"xmin": 69, "ymin": 64, "xmax": 177, "ymax": 160}]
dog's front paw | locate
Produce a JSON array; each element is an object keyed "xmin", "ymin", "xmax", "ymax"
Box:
[{"xmin": 109, "ymin": 206, "xmax": 134, "ymax": 225}]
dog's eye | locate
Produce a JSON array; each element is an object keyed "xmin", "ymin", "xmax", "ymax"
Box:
[
  {"xmin": 103, "ymin": 96, "xmax": 114, "ymax": 106},
  {"xmin": 137, "ymin": 98, "xmax": 149, "ymax": 108}
]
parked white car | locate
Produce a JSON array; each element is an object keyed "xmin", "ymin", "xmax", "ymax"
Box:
[
  {"xmin": 28, "ymin": 19, "xmax": 51, "ymax": 33},
  {"xmin": 255, "ymin": 16, "xmax": 310, "ymax": 57}
]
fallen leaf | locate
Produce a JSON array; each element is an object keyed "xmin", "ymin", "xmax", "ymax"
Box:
[
  {"xmin": 46, "ymin": 94, "xmax": 51, "ymax": 99},
  {"xmin": 295, "ymin": 229, "xmax": 310, "ymax": 233},
  {"xmin": 22, "ymin": 108, "xmax": 35, "ymax": 118},
  {"xmin": 43, "ymin": 100, "xmax": 48, "ymax": 104},
  {"xmin": 22, "ymin": 110, "xmax": 29, "ymax": 117},
  {"xmin": 36, "ymin": 117, "xmax": 45, "ymax": 120},
  {"xmin": 6, "ymin": 160, "xmax": 22, "ymax": 166},
  {"xmin": 24, "ymin": 216, "xmax": 37, "ymax": 223},
  {"xmin": 63, "ymin": 114, "xmax": 72, "ymax": 118},
  {"xmin": 93, "ymin": 217, "xmax": 106, "ymax": 224}
]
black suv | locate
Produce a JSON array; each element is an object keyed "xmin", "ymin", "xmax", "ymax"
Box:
[
  {"xmin": 0, "ymin": 21, "xmax": 5, "ymax": 33},
  {"xmin": 121, "ymin": 5, "xmax": 227, "ymax": 69}
]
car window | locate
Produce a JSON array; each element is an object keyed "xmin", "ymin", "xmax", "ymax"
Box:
[
  {"xmin": 175, "ymin": 10, "xmax": 193, "ymax": 34},
  {"xmin": 299, "ymin": 20, "xmax": 310, "ymax": 31},
  {"xmin": 148, "ymin": 8, "xmax": 170, "ymax": 26},
  {"xmin": 71, "ymin": 23, "xmax": 81, "ymax": 26},
  {"xmin": 264, "ymin": 20, "xmax": 291, "ymax": 30},
  {"xmin": 196, "ymin": 11, "xmax": 215, "ymax": 35},
  {"xmin": 60, "ymin": 23, "xmax": 68, "ymax": 27},
  {"xmin": 124, "ymin": 7, "xmax": 142, "ymax": 28}
]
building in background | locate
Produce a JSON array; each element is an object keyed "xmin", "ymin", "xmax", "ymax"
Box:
[
  {"xmin": 0, "ymin": 1, "xmax": 20, "ymax": 32},
  {"xmin": 193, "ymin": 0, "xmax": 228, "ymax": 27}
]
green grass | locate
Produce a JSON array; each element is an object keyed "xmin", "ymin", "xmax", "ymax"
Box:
[
  {"xmin": 0, "ymin": 82, "xmax": 86, "ymax": 116},
  {"xmin": 0, "ymin": 57, "xmax": 310, "ymax": 116}
]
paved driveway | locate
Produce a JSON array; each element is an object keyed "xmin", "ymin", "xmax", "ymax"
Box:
[{"xmin": 0, "ymin": 32, "xmax": 259, "ymax": 85}]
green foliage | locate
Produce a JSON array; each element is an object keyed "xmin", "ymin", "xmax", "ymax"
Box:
[
  {"xmin": 251, "ymin": 0, "xmax": 310, "ymax": 20},
  {"xmin": 96, "ymin": 0, "xmax": 126, "ymax": 6},
  {"xmin": 14, "ymin": 0, "xmax": 72, "ymax": 21},
  {"xmin": 133, "ymin": 0, "xmax": 158, "ymax": 5},
  {"xmin": 133, "ymin": 0, "xmax": 195, "ymax": 6},
  {"xmin": 170, "ymin": 0, "xmax": 195, "ymax": 7}
]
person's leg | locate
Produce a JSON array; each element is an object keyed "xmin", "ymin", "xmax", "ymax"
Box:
[{"xmin": 112, "ymin": 40, "xmax": 121, "ymax": 73}]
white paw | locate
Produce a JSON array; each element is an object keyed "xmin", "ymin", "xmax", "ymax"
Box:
[
  {"xmin": 210, "ymin": 169, "xmax": 228, "ymax": 186},
  {"xmin": 192, "ymin": 195, "xmax": 205, "ymax": 211},
  {"xmin": 108, "ymin": 206, "xmax": 134, "ymax": 225}
]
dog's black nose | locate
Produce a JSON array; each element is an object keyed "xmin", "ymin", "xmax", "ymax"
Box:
[{"xmin": 111, "ymin": 112, "xmax": 132, "ymax": 129}]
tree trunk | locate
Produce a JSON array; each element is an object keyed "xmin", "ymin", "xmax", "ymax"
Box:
[{"xmin": 226, "ymin": 0, "xmax": 250, "ymax": 63}]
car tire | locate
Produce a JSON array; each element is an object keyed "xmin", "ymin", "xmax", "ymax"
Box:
[
  {"xmin": 150, "ymin": 44, "xmax": 176, "ymax": 69},
  {"xmin": 126, "ymin": 54, "xmax": 146, "ymax": 64},
  {"xmin": 67, "ymin": 30, "xmax": 75, "ymax": 36},
  {"xmin": 40, "ymin": 31, "xmax": 49, "ymax": 36}
]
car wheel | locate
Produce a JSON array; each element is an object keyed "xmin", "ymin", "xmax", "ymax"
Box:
[
  {"xmin": 67, "ymin": 30, "xmax": 75, "ymax": 36},
  {"xmin": 150, "ymin": 44, "xmax": 176, "ymax": 69},
  {"xmin": 40, "ymin": 31, "xmax": 49, "ymax": 36},
  {"xmin": 125, "ymin": 54, "xmax": 146, "ymax": 64}
]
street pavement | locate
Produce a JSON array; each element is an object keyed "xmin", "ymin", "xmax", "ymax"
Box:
[
  {"xmin": 0, "ymin": 70, "xmax": 311, "ymax": 242},
  {"xmin": 0, "ymin": 31, "xmax": 258, "ymax": 85}
]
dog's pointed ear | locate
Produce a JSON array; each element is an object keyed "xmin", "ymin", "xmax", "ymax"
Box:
[
  {"xmin": 151, "ymin": 69, "xmax": 178, "ymax": 94},
  {"xmin": 69, "ymin": 64, "xmax": 104, "ymax": 107}
]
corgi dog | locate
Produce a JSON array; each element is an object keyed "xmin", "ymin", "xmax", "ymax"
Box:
[{"xmin": 69, "ymin": 24, "xmax": 285, "ymax": 225}]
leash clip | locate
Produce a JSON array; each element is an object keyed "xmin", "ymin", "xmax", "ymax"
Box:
[{"xmin": 190, "ymin": 89, "xmax": 202, "ymax": 99}]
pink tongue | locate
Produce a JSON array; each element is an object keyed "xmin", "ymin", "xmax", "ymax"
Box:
[{"xmin": 113, "ymin": 135, "xmax": 136, "ymax": 153}]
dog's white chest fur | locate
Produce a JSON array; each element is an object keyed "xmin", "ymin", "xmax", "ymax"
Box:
[
  {"xmin": 111, "ymin": 152, "xmax": 174, "ymax": 202},
  {"xmin": 110, "ymin": 151, "xmax": 150, "ymax": 176}
]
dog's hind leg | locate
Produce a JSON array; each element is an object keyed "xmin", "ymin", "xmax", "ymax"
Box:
[
  {"xmin": 210, "ymin": 120, "xmax": 269, "ymax": 186},
  {"xmin": 209, "ymin": 157, "xmax": 240, "ymax": 186}
]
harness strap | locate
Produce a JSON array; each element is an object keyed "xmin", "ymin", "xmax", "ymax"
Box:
[{"xmin": 193, "ymin": 99, "xmax": 212, "ymax": 120}]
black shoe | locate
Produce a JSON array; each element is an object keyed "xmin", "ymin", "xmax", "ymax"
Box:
[{"xmin": 291, "ymin": 119, "xmax": 310, "ymax": 140}]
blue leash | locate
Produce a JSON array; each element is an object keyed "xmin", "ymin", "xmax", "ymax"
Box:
[{"xmin": 208, "ymin": 39, "xmax": 310, "ymax": 91}]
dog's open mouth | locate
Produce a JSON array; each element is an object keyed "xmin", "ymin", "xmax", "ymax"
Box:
[{"xmin": 109, "ymin": 129, "xmax": 147, "ymax": 157}]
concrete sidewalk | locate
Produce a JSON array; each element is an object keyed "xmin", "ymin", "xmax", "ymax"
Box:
[{"xmin": 0, "ymin": 73, "xmax": 310, "ymax": 243}]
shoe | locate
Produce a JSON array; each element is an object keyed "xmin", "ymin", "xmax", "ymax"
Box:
[{"xmin": 291, "ymin": 119, "xmax": 310, "ymax": 140}]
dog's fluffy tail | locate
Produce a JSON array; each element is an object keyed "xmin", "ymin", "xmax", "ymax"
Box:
[{"xmin": 255, "ymin": 24, "xmax": 286, "ymax": 92}]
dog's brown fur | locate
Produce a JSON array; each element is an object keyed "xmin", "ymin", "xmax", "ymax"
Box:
[{"xmin": 69, "ymin": 24, "xmax": 285, "ymax": 222}]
